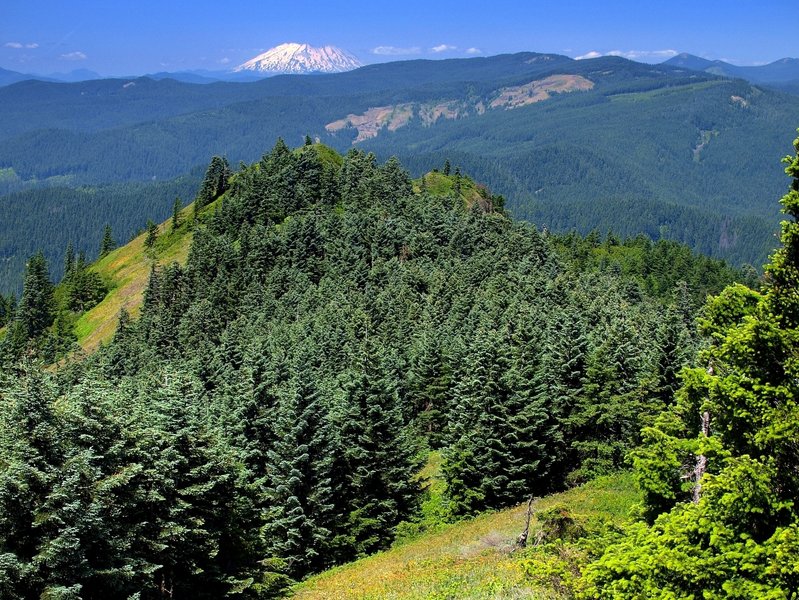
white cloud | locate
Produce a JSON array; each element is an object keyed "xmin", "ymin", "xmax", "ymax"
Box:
[
  {"xmin": 60, "ymin": 51, "xmax": 87, "ymax": 61},
  {"xmin": 372, "ymin": 45, "xmax": 422, "ymax": 56},
  {"xmin": 465, "ymin": 47, "xmax": 482, "ymax": 55},
  {"xmin": 4, "ymin": 41, "xmax": 38, "ymax": 49},
  {"xmin": 431, "ymin": 44, "xmax": 456, "ymax": 53},
  {"xmin": 218, "ymin": 57, "xmax": 231, "ymax": 65},
  {"xmin": 576, "ymin": 49, "xmax": 678, "ymax": 62}
]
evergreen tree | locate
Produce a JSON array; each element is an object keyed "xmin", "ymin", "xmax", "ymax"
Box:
[
  {"xmin": 443, "ymin": 325, "xmax": 511, "ymax": 514},
  {"xmin": 172, "ymin": 196, "xmax": 182, "ymax": 231},
  {"xmin": 502, "ymin": 307, "xmax": 560, "ymax": 497},
  {"xmin": 144, "ymin": 219, "xmax": 158, "ymax": 248},
  {"xmin": 378, "ymin": 156, "xmax": 413, "ymax": 200},
  {"xmin": 195, "ymin": 155, "xmax": 232, "ymax": 211},
  {"xmin": 336, "ymin": 343, "xmax": 420, "ymax": 556},
  {"xmin": 339, "ymin": 149, "xmax": 379, "ymax": 210},
  {"xmin": 99, "ymin": 224, "xmax": 116, "ymax": 257},
  {"xmin": 407, "ymin": 329, "xmax": 452, "ymax": 447},
  {"xmin": 569, "ymin": 308, "xmax": 649, "ymax": 481},
  {"xmin": 63, "ymin": 241, "xmax": 75, "ymax": 278},
  {"xmin": 295, "ymin": 145, "xmax": 323, "ymax": 207},
  {"xmin": 0, "ymin": 368, "xmax": 65, "ymax": 598},
  {"xmin": 62, "ymin": 249, "xmax": 107, "ymax": 313},
  {"xmin": 531, "ymin": 303, "xmax": 589, "ymax": 482},
  {"xmin": 139, "ymin": 369, "xmax": 273, "ymax": 598},
  {"xmin": 261, "ymin": 352, "xmax": 338, "ymax": 578},
  {"xmin": 585, "ymin": 127, "xmax": 799, "ymax": 598},
  {"xmin": 0, "ymin": 293, "xmax": 14, "ymax": 327},
  {"xmin": 13, "ymin": 251, "xmax": 55, "ymax": 343}
]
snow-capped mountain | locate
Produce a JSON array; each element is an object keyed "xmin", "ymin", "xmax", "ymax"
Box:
[{"xmin": 234, "ymin": 43, "xmax": 362, "ymax": 75}]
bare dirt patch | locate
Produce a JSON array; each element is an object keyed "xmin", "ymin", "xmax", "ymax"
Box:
[{"xmin": 490, "ymin": 75, "xmax": 594, "ymax": 110}]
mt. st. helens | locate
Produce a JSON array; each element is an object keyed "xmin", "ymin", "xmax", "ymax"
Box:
[{"xmin": 234, "ymin": 42, "xmax": 362, "ymax": 74}]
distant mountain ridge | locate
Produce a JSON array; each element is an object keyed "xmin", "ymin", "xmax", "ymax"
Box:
[
  {"xmin": 234, "ymin": 42, "xmax": 362, "ymax": 74},
  {"xmin": 0, "ymin": 67, "xmax": 55, "ymax": 86},
  {"xmin": 664, "ymin": 52, "xmax": 799, "ymax": 90},
  {"xmin": 1, "ymin": 50, "xmax": 798, "ymax": 292}
]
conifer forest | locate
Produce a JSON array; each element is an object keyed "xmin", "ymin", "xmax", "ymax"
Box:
[{"xmin": 0, "ymin": 129, "xmax": 797, "ymax": 598}]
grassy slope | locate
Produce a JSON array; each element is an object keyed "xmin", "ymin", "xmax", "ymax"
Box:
[
  {"xmin": 293, "ymin": 472, "xmax": 639, "ymax": 600},
  {"xmin": 73, "ymin": 203, "xmax": 197, "ymax": 353},
  {"xmin": 415, "ymin": 171, "xmax": 494, "ymax": 210}
]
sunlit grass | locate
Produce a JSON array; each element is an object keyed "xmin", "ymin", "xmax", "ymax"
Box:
[
  {"xmin": 414, "ymin": 171, "xmax": 493, "ymax": 210},
  {"xmin": 293, "ymin": 469, "xmax": 638, "ymax": 600},
  {"xmin": 73, "ymin": 203, "xmax": 198, "ymax": 353}
]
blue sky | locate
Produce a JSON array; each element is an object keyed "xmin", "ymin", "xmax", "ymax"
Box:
[{"xmin": 1, "ymin": 0, "xmax": 794, "ymax": 75}]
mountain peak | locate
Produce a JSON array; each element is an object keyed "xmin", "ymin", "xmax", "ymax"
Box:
[
  {"xmin": 663, "ymin": 53, "xmax": 716, "ymax": 71},
  {"xmin": 234, "ymin": 43, "xmax": 363, "ymax": 75}
]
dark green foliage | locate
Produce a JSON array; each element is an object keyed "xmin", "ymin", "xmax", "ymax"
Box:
[
  {"xmin": 443, "ymin": 326, "xmax": 513, "ymax": 514},
  {"xmin": 63, "ymin": 241, "xmax": 75, "ymax": 276},
  {"xmin": 407, "ymin": 330, "xmax": 452, "ymax": 447},
  {"xmin": 60, "ymin": 253, "xmax": 107, "ymax": 313},
  {"xmin": 336, "ymin": 346, "xmax": 420, "ymax": 557},
  {"xmin": 567, "ymin": 310, "xmax": 650, "ymax": 483},
  {"xmin": 171, "ymin": 197, "xmax": 182, "ymax": 231},
  {"xmin": 143, "ymin": 219, "xmax": 157, "ymax": 248},
  {"xmin": 15, "ymin": 252, "xmax": 54, "ymax": 340},
  {"xmin": 2, "ymin": 252, "xmax": 56, "ymax": 358},
  {"xmin": 584, "ymin": 128, "xmax": 799, "ymax": 598},
  {"xmin": 0, "ymin": 366, "xmax": 275, "ymax": 599},
  {"xmin": 0, "ymin": 143, "xmax": 756, "ymax": 595},
  {"xmin": 195, "ymin": 155, "xmax": 231, "ymax": 211},
  {"xmin": 261, "ymin": 357, "xmax": 338, "ymax": 578},
  {"xmin": 0, "ymin": 293, "xmax": 15, "ymax": 328},
  {"xmin": 98, "ymin": 224, "xmax": 115, "ymax": 257}
]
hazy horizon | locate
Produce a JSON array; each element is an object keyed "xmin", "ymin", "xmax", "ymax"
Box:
[{"xmin": 2, "ymin": 0, "xmax": 794, "ymax": 77}]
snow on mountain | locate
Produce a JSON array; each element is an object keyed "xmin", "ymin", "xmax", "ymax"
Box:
[{"xmin": 234, "ymin": 43, "xmax": 363, "ymax": 74}]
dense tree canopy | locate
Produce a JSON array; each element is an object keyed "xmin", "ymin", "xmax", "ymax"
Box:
[
  {"xmin": 583, "ymin": 129, "xmax": 799, "ymax": 598},
  {"xmin": 0, "ymin": 142, "xmax": 754, "ymax": 597}
]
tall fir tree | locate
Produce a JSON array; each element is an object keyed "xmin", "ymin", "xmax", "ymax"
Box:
[
  {"xmin": 99, "ymin": 224, "xmax": 116, "ymax": 257},
  {"xmin": 171, "ymin": 196, "xmax": 182, "ymax": 231},
  {"xmin": 335, "ymin": 341, "xmax": 420, "ymax": 556},
  {"xmin": 585, "ymin": 127, "xmax": 799, "ymax": 598},
  {"xmin": 261, "ymin": 351, "xmax": 339, "ymax": 578},
  {"xmin": 8, "ymin": 252, "xmax": 55, "ymax": 352}
]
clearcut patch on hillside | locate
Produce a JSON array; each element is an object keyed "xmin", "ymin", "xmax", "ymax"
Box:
[
  {"xmin": 325, "ymin": 75, "xmax": 593, "ymax": 144},
  {"xmin": 326, "ymin": 104, "xmax": 415, "ymax": 142},
  {"xmin": 489, "ymin": 74, "xmax": 594, "ymax": 109}
]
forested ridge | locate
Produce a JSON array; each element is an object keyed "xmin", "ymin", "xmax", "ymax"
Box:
[
  {"xmin": 3, "ymin": 52, "xmax": 799, "ymax": 293},
  {"xmin": 0, "ymin": 138, "xmax": 793, "ymax": 599}
]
